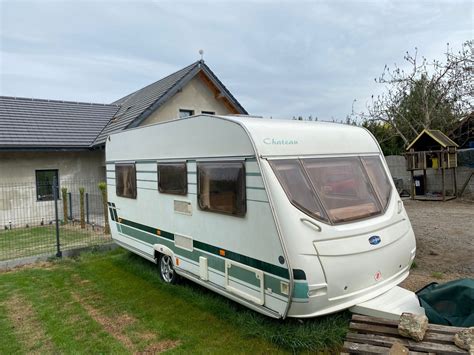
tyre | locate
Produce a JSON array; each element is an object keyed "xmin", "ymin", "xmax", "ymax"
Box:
[{"xmin": 158, "ymin": 254, "xmax": 179, "ymax": 284}]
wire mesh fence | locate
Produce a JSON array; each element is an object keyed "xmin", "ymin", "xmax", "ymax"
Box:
[{"xmin": 0, "ymin": 179, "xmax": 111, "ymax": 262}]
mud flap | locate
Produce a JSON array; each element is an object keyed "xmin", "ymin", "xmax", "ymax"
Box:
[{"xmin": 350, "ymin": 286, "xmax": 425, "ymax": 320}]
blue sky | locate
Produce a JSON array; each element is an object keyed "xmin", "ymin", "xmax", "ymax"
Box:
[{"xmin": 0, "ymin": 0, "xmax": 472, "ymax": 120}]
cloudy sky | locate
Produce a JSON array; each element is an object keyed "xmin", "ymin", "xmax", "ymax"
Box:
[{"xmin": 0, "ymin": 0, "xmax": 472, "ymax": 120}]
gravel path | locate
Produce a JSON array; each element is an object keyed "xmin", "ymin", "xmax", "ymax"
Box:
[{"xmin": 400, "ymin": 199, "xmax": 474, "ymax": 291}]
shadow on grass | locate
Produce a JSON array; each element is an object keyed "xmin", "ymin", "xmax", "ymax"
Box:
[{"xmin": 96, "ymin": 249, "xmax": 350, "ymax": 353}]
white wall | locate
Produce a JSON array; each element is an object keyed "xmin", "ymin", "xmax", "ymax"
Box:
[
  {"xmin": 141, "ymin": 76, "xmax": 234, "ymax": 125},
  {"xmin": 0, "ymin": 151, "xmax": 106, "ymax": 227}
]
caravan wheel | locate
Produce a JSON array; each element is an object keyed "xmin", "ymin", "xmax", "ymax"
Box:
[{"xmin": 158, "ymin": 254, "xmax": 178, "ymax": 284}]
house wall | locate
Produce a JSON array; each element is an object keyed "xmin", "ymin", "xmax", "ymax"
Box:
[
  {"xmin": 0, "ymin": 151, "xmax": 106, "ymax": 227},
  {"xmin": 140, "ymin": 76, "xmax": 233, "ymax": 125}
]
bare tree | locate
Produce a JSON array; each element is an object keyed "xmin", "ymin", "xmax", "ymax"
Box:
[{"xmin": 360, "ymin": 40, "xmax": 473, "ymax": 147}]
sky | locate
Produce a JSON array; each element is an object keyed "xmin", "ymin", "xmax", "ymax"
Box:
[{"xmin": 0, "ymin": 0, "xmax": 472, "ymax": 121}]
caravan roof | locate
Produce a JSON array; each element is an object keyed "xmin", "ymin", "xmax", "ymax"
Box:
[
  {"xmin": 106, "ymin": 115, "xmax": 381, "ymax": 161},
  {"xmin": 218, "ymin": 115, "xmax": 380, "ymax": 157}
]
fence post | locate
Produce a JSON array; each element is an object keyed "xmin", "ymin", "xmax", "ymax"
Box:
[
  {"xmin": 68, "ymin": 192, "xmax": 72, "ymax": 220},
  {"xmin": 53, "ymin": 177, "xmax": 62, "ymax": 257},
  {"xmin": 86, "ymin": 192, "xmax": 90, "ymax": 224}
]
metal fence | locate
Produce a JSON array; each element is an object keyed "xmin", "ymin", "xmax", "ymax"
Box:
[{"xmin": 0, "ymin": 178, "xmax": 111, "ymax": 262}]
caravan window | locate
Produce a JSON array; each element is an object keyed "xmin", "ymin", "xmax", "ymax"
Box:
[
  {"xmin": 361, "ymin": 156, "xmax": 391, "ymax": 210},
  {"xmin": 303, "ymin": 158, "xmax": 381, "ymax": 223},
  {"xmin": 270, "ymin": 160, "xmax": 327, "ymax": 221},
  {"xmin": 197, "ymin": 162, "xmax": 246, "ymax": 217},
  {"xmin": 270, "ymin": 156, "xmax": 392, "ymax": 224},
  {"xmin": 116, "ymin": 163, "xmax": 137, "ymax": 199},
  {"xmin": 158, "ymin": 163, "xmax": 187, "ymax": 195}
]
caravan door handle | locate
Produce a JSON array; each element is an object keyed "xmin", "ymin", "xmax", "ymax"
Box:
[{"xmin": 300, "ymin": 218, "xmax": 322, "ymax": 232}]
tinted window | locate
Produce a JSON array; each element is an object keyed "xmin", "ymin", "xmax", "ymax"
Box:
[
  {"xmin": 158, "ymin": 163, "xmax": 187, "ymax": 195},
  {"xmin": 36, "ymin": 169, "xmax": 59, "ymax": 201},
  {"xmin": 361, "ymin": 156, "xmax": 392, "ymax": 210},
  {"xmin": 197, "ymin": 162, "xmax": 246, "ymax": 216},
  {"xmin": 116, "ymin": 164, "xmax": 137, "ymax": 199},
  {"xmin": 269, "ymin": 160, "xmax": 326, "ymax": 221},
  {"xmin": 303, "ymin": 158, "xmax": 381, "ymax": 223}
]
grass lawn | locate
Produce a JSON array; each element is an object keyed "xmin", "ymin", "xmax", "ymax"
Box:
[
  {"xmin": 0, "ymin": 249, "xmax": 350, "ymax": 353},
  {"xmin": 0, "ymin": 226, "xmax": 111, "ymax": 261}
]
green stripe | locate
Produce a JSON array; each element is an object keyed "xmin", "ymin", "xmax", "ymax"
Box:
[
  {"xmin": 247, "ymin": 186, "xmax": 266, "ymax": 191},
  {"xmin": 293, "ymin": 282, "xmax": 309, "ymax": 299},
  {"xmin": 246, "ymin": 172, "xmax": 261, "ymax": 176},
  {"xmin": 118, "ymin": 218, "xmax": 289, "ymax": 279}
]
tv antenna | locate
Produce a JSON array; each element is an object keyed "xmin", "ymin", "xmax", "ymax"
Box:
[{"xmin": 199, "ymin": 49, "xmax": 204, "ymax": 61}]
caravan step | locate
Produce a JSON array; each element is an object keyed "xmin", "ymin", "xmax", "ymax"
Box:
[{"xmin": 349, "ymin": 286, "xmax": 425, "ymax": 321}]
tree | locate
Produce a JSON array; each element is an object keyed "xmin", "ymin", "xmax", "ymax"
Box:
[{"xmin": 360, "ymin": 40, "xmax": 473, "ymax": 150}]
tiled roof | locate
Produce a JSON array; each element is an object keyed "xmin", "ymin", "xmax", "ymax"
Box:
[
  {"xmin": 0, "ymin": 96, "xmax": 119, "ymax": 149},
  {"xmin": 0, "ymin": 60, "xmax": 247, "ymax": 149},
  {"xmin": 93, "ymin": 61, "xmax": 199, "ymax": 145},
  {"xmin": 93, "ymin": 60, "xmax": 247, "ymax": 145}
]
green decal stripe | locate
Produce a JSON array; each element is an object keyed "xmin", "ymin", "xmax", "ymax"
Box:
[
  {"xmin": 117, "ymin": 224, "xmax": 289, "ymax": 298},
  {"xmin": 293, "ymin": 282, "xmax": 309, "ymax": 299},
  {"xmin": 109, "ymin": 208, "xmax": 115, "ymax": 221},
  {"xmin": 193, "ymin": 241, "xmax": 289, "ymax": 279},
  {"xmin": 117, "ymin": 218, "xmax": 289, "ymax": 279},
  {"xmin": 119, "ymin": 218, "xmax": 174, "ymax": 241},
  {"xmin": 112, "ymin": 208, "xmax": 118, "ymax": 222},
  {"xmin": 246, "ymin": 172, "xmax": 261, "ymax": 176}
]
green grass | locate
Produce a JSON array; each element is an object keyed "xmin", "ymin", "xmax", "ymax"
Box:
[
  {"xmin": 410, "ymin": 260, "xmax": 418, "ymax": 270},
  {"xmin": 0, "ymin": 226, "xmax": 111, "ymax": 261},
  {"xmin": 0, "ymin": 249, "xmax": 350, "ymax": 353},
  {"xmin": 431, "ymin": 271, "xmax": 444, "ymax": 279}
]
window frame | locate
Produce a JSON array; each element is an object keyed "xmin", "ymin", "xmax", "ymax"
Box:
[
  {"xmin": 201, "ymin": 111, "xmax": 215, "ymax": 115},
  {"xmin": 157, "ymin": 162, "xmax": 188, "ymax": 195},
  {"xmin": 35, "ymin": 169, "xmax": 59, "ymax": 202},
  {"xmin": 197, "ymin": 161, "xmax": 247, "ymax": 217},
  {"xmin": 270, "ymin": 155, "xmax": 393, "ymax": 225},
  {"xmin": 179, "ymin": 109, "xmax": 194, "ymax": 118},
  {"xmin": 115, "ymin": 163, "xmax": 137, "ymax": 199}
]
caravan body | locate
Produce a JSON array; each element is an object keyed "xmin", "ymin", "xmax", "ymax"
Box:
[{"xmin": 105, "ymin": 115, "xmax": 418, "ymax": 318}]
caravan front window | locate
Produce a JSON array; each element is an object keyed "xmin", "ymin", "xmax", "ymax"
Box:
[
  {"xmin": 270, "ymin": 156, "xmax": 392, "ymax": 224},
  {"xmin": 303, "ymin": 158, "xmax": 381, "ymax": 223}
]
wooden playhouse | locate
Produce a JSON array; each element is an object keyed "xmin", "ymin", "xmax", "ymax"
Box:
[{"xmin": 405, "ymin": 129, "xmax": 459, "ymax": 201}]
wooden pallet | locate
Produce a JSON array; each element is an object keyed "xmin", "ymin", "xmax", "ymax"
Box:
[{"xmin": 342, "ymin": 314, "xmax": 468, "ymax": 354}]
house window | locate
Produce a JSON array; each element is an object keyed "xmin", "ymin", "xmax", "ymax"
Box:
[
  {"xmin": 179, "ymin": 109, "xmax": 194, "ymax": 118},
  {"xmin": 197, "ymin": 161, "xmax": 246, "ymax": 217},
  {"xmin": 36, "ymin": 169, "xmax": 59, "ymax": 201},
  {"xmin": 116, "ymin": 163, "xmax": 137, "ymax": 199},
  {"xmin": 201, "ymin": 111, "xmax": 215, "ymax": 115},
  {"xmin": 158, "ymin": 163, "xmax": 187, "ymax": 195}
]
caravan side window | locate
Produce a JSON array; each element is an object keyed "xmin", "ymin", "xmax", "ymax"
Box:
[
  {"xmin": 197, "ymin": 161, "xmax": 246, "ymax": 217},
  {"xmin": 116, "ymin": 163, "xmax": 137, "ymax": 199},
  {"xmin": 158, "ymin": 163, "xmax": 187, "ymax": 195}
]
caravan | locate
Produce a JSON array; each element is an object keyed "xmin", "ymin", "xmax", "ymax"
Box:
[{"xmin": 105, "ymin": 115, "xmax": 423, "ymax": 319}]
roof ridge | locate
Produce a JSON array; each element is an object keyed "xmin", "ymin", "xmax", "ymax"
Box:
[{"xmin": 0, "ymin": 95, "xmax": 120, "ymax": 107}]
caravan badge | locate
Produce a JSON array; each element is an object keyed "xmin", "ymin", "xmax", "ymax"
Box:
[{"xmin": 369, "ymin": 235, "xmax": 381, "ymax": 245}]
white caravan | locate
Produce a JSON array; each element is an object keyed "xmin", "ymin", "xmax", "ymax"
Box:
[{"xmin": 105, "ymin": 115, "xmax": 424, "ymax": 319}]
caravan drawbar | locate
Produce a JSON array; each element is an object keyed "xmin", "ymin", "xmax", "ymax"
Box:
[{"xmin": 105, "ymin": 114, "xmax": 422, "ymax": 319}]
